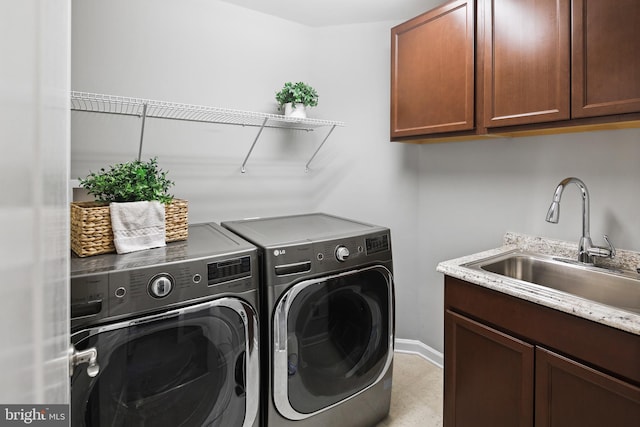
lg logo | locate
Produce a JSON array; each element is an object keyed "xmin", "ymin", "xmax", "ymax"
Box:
[{"xmin": 273, "ymin": 249, "xmax": 286, "ymax": 256}]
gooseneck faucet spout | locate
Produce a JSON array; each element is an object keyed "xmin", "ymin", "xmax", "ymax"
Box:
[
  {"xmin": 545, "ymin": 177, "xmax": 591, "ymax": 241},
  {"xmin": 545, "ymin": 177, "xmax": 615, "ymax": 265}
]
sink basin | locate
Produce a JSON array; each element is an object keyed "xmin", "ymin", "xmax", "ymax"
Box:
[{"xmin": 464, "ymin": 251, "xmax": 640, "ymax": 314}]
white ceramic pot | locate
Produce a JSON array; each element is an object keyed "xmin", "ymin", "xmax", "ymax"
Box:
[{"xmin": 284, "ymin": 102, "xmax": 307, "ymax": 119}]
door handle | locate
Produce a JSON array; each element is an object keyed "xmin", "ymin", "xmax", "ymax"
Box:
[
  {"xmin": 234, "ymin": 352, "xmax": 245, "ymax": 396},
  {"xmin": 69, "ymin": 344, "xmax": 100, "ymax": 378}
]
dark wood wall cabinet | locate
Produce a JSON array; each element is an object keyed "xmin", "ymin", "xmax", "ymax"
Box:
[
  {"xmin": 483, "ymin": 0, "xmax": 571, "ymax": 128},
  {"xmin": 391, "ymin": 0, "xmax": 640, "ymax": 142},
  {"xmin": 444, "ymin": 276, "xmax": 640, "ymax": 427},
  {"xmin": 390, "ymin": 0, "xmax": 475, "ymax": 138}
]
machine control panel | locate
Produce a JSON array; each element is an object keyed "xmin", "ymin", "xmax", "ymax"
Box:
[
  {"xmin": 107, "ymin": 255, "xmax": 253, "ymax": 317},
  {"xmin": 265, "ymin": 230, "xmax": 391, "ymax": 283},
  {"xmin": 270, "ymin": 232, "xmax": 389, "ymax": 274},
  {"xmin": 70, "ymin": 252, "xmax": 256, "ymax": 329}
]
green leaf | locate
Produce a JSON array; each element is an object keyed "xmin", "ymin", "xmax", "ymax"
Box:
[
  {"xmin": 79, "ymin": 157, "xmax": 175, "ymax": 203},
  {"xmin": 275, "ymin": 81, "xmax": 319, "ymax": 109}
]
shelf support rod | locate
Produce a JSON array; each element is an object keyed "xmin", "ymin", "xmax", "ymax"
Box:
[
  {"xmin": 241, "ymin": 117, "xmax": 269, "ymax": 173},
  {"xmin": 137, "ymin": 103, "xmax": 148, "ymax": 161},
  {"xmin": 305, "ymin": 124, "xmax": 337, "ymax": 172}
]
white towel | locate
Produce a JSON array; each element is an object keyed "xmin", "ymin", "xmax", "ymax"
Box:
[{"xmin": 109, "ymin": 201, "xmax": 166, "ymax": 254}]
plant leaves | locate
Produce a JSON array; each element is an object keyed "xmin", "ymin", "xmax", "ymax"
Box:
[{"xmin": 79, "ymin": 157, "xmax": 175, "ymax": 203}]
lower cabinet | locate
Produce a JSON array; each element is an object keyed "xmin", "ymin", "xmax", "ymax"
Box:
[
  {"xmin": 445, "ymin": 310, "xmax": 534, "ymax": 427},
  {"xmin": 444, "ymin": 276, "xmax": 640, "ymax": 427},
  {"xmin": 536, "ymin": 347, "xmax": 640, "ymax": 427}
]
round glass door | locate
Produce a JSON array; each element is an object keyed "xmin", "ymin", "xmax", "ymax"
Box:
[
  {"xmin": 71, "ymin": 297, "xmax": 258, "ymax": 427},
  {"xmin": 273, "ymin": 266, "xmax": 393, "ymax": 419}
]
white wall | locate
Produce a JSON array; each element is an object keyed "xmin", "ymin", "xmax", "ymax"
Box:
[
  {"xmin": 71, "ymin": 0, "xmax": 640, "ymax": 357},
  {"xmin": 71, "ymin": 0, "xmax": 345, "ymax": 221}
]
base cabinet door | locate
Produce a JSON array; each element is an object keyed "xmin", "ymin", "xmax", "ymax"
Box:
[
  {"xmin": 445, "ymin": 276, "xmax": 640, "ymax": 427},
  {"xmin": 444, "ymin": 310, "xmax": 534, "ymax": 427},
  {"xmin": 535, "ymin": 347, "xmax": 640, "ymax": 427}
]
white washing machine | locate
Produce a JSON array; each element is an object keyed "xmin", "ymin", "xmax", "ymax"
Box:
[
  {"xmin": 223, "ymin": 213, "xmax": 394, "ymax": 427},
  {"xmin": 69, "ymin": 223, "xmax": 260, "ymax": 427}
]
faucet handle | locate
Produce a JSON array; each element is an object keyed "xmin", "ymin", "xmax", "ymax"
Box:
[
  {"xmin": 589, "ymin": 234, "xmax": 616, "ymax": 259},
  {"xmin": 603, "ymin": 234, "xmax": 616, "ymax": 258}
]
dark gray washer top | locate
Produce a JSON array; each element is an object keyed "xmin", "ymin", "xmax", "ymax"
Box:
[
  {"xmin": 71, "ymin": 222, "xmax": 256, "ymax": 276},
  {"xmin": 222, "ymin": 213, "xmax": 384, "ymax": 247}
]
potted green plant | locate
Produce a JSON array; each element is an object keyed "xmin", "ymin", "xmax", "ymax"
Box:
[
  {"xmin": 275, "ymin": 81, "xmax": 319, "ymax": 118},
  {"xmin": 71, "ymin": 157, "xmax": 188, "ymax": 257},
  {"xmin": 78, "ymin": 157, "xmax": 175, "ymax": 203}
]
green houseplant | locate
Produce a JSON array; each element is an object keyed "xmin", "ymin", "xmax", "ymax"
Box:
[
  {"xmin": 275, "ymin": 82, "xmax": 319, "ymax": 118},
  {"xmin": 79, "ymin": 157, "xmax": 175, "ymax": 204},
  {"xmin": 71, "ymin": 157, "xmax": 188, "ymax": 257}
]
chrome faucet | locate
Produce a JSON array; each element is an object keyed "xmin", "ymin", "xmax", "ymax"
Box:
[{"xmin": 545, "ymin": 177, "xmax": 615, "ymax": 265}]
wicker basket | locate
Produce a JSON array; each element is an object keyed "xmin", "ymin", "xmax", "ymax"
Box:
[{"xmin": 71, "ymin": 199, "xmax": 188, "ymax": 257}]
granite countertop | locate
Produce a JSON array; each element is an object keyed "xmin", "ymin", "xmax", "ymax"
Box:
[{"xmin": 436, "ymin": 232, "xmax": 640, "ymax": 336}]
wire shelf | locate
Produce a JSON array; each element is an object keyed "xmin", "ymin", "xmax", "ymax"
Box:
[
  {"xmin": 71, "ymin": 91, "xmax": 344, "ymax": 130},
  {"xmin": 71, "ymin": 91, "xmax": 344, "ymax": 172}
]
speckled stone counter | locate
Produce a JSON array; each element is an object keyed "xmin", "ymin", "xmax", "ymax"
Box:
[{"xmin": 436, "ymin": 232, "xmax": 640, "ymax": 336}]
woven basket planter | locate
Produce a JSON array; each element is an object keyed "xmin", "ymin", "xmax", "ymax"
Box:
[{"xmin": 71, "ymin": 199, "xmax": 188, "ymax": 257}]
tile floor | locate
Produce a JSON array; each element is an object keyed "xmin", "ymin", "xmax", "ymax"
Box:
[{"xmin": 376, "ymin": 352, "xmax": 444, "ymax": 427}]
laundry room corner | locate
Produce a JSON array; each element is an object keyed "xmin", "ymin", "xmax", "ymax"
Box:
[{"xmin": 71, "ymin": 0, "xmax": 427, "ymax": 358}]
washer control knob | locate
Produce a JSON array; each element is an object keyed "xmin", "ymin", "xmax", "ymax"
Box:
[
  {"xmin": 335, "ymin": 246, "xmax": 350, "ymax": 262},
  {"xmin": 148, "ymin": 274, "xmax": 174, "ymax": 298}
]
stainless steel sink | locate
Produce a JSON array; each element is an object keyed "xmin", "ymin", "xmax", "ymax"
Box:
[{"xmin": 464, "ymin": 251, "xmax": 640, "ymax": 314}]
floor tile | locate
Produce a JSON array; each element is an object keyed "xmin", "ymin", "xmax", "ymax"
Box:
[{"xmin": 376, "ymin": 352, "xmax": 443, "ymax": 427}]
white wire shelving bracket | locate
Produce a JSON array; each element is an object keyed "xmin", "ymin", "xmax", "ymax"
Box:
[{"xmin": 70, "ymin": 91, "xmax": 345, "ymax": 172}]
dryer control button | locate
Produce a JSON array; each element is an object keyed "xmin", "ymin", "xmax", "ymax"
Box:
[
  {"xmin": 335, "ymin": 246, "xmax": 350, "ymax": 262},
  {"xmin": 148, "ymin": 274, "xmax": 174, "ymax": 298}
]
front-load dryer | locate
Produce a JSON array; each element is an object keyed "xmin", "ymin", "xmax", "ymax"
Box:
[
  {"xmin": 223, "ymin": 213, "xmax": 394, "ymax": 427},
  {"xmin": 70, "ymin": 222, "xmax": 260, "ymax": 427}
]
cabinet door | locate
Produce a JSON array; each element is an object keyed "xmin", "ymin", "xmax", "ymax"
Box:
[
  {"xmin": 445, "ymin": 310, "xmax": 534, "ymax": 427},
  {"xmin": 483, "ymin": 0, "xmax": 570, "ymax": 127},
  {"xmin": 571, "ymin": 0, "xmax": 640, "ymax": 118},
  {"xmin": 535, "ymin": 347, "xmax": 640, "ymax": 427},
  {"xmin": 390, "ymin": 0, "xmax": 475, "ymax": 138}
]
